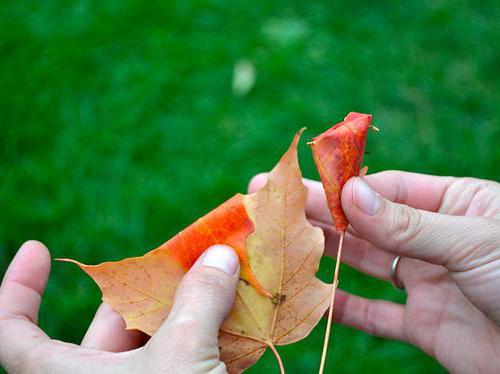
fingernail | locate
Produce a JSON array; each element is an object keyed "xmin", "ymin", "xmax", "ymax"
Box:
[
  {"xmin": 353, "ymin": 178, "xmax": 380, "ymax": 215},
  {"xmin": 201, "ymin": 245, "xmax": 239, "ymax": 275}
]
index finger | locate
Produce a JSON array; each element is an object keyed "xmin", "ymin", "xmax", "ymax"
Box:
[
  {"xmin": 249, "ymin": 171, "xmax": 457, "ymax": 226},
  {"xmin": 365, "ymin": 171, "xmax": 456, "ymax": 212},
  {"xmin": 82, "ymin": 303, "xmax": 148, "ymax": 352}
]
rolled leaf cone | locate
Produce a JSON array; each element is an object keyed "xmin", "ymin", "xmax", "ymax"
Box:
[{"xmin": 309, "ymin": 112, "xmax": 372, "ymax": 231}]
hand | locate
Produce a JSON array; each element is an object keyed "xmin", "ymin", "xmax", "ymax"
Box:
[
  {"xmin": 0, "ymin": 241, "xmax": 240, "ymax": 373},
  {"xmin": 250, "ymin": 171, "xmax": 500, "ymax": 373}
]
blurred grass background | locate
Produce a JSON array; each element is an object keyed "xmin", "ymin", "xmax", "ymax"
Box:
[{"xmin": 1, "ymin": 0, "xmax": 499, "ymax": 372}]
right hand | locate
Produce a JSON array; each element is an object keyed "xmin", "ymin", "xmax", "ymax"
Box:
[
  {"xmin": 249, "ymin": 170, "xmax": 500, "ymax": 373},
  {"xmin": 0, "ymin": 242, "xmax": 240, "ymax": 373}
]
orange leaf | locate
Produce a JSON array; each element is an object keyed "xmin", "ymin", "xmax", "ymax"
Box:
[
  {"xmin": 219, "ymin": 129, "xmax": 331, "ymax": 372},
  {"xmin": 309, "ymin": 112, "xmax": 372, "ymax": 231},
  {"xmin": 60, "ymin": 129, "xmax": 331, "ymax": 373},
  {"xmin": 58, "ymin": 194, "xmax": 270, "ymax": 334}
]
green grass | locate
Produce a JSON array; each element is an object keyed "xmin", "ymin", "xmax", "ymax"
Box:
[{"xmin": 1, "ymin": 1, "xmax": 499, "ymax": 372}]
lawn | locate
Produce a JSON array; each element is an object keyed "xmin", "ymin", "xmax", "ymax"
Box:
[{"xmin": 1, "ymin": 1, "xmax": 499, "ymax": 373}]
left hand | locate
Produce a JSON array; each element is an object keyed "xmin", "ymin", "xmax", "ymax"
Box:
[
  {"xmin": 0, "ymin": 241, "xmax": 240, "ymax": 373},
  {"xmin": 249, "ymin": 170, "xmax": 500, "ymax": 373}
]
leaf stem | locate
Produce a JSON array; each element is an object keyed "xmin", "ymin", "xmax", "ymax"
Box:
[
  {"xmin": 319, "ymin": 230, "xmax": 345, "ymax": 374},
  {"xmin": 268, "ymin": 342, "xmax": 285, "ymax": 374}
]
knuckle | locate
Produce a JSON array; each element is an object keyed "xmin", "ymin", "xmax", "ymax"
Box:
[
  {"xmin": 160, "ymin": 318, "xmax": 217, "ymax": 356},
  {"xmin": 170, "ymin": 325, "xmax": 201, "ymax": 350},
  {"xmin": 388, "ymin": 204, "xmax": 423, "ymax": 252},
  {"xmin": 0, "ymin": 315, "xmax": 8, "ymax": 332},
  {"xmin": 392, "ymin": 174, "xmax": 408, "ymax": 205},
  {"xmin": 438, "ymin": 177, "xmax": 493, "ymax": 213},
  {"xmin": 173, "ymin": 269, "xmax": 233, "ymax": 315},
  {"xmin": 361, "ymin": 302, "xmax": 380, "ymax": 337},
  {"xmin": 460, "ymin": 176, "xmax": 482, "ymax": 185},
  {"xmin": 169, "ymin": 316, "xmax": 201, "ymax": 337},
  {"xmin": 448, "ymin": 218, "xmax": 500, "ymax": 270},
  {"xmin": 248, "ymin": 173, "xmax": 267, "ymax": 193},
  {"xmin": 185, "ymin": 270, "xmax": 229, "ymax": 293}
]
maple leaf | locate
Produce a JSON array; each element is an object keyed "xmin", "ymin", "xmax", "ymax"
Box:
[
  {"xmin": 309, "ymin": 112, "xmax": 373, "ymax": 231},
  {"xmin": 59, "ymin": 129, "xmax": 331, "ymax": 373},
  {"xmin": 219, "ymin": 129, "xmax": 332, "ymax": 372},
  {"xmin": 58, "ymin": 194, "xmax": 270, "ymax": 335}
]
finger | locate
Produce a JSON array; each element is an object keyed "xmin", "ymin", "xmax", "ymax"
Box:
[
  {"xmin": 334, "ymin": 290, "xmax": 407, "ymax": 341},
  {"xmin": 249, "ymin": 171, "xmax": 456, "ymax": 227},
  {"xmin": 81, "ymin": 303, "xmax": 148, "ymax": 352},
  {"xmin": 341, "ymin": 177, "xmax": 500, "ymax": 270},
  {"xmin": 151, "ymin": 245, "xmax": 240, "ymax": 347},
  {"xmin": 250, "ymin": 173, "xmax": 437, "ymax": 282},
  {"xmin": 251, "ymin": 174, "xmax": 396, "ymax": 281},
  {"xmin": 249, "ymin": 173, "xmax": 333, "ymax": 224},
  {"xmin": 362, "ymin": 171, "xmax": 456, "ymax": 212},
  {"xmin": 312, "ymin": 220, "xmax": 394, "ymax": 281},
  {"xmin": 315, "ymin": 220, "xmax": 429, "ymax": 289},
  {"xmin": 0, "ymin": 241, "xmax": 52, "ymax": 370}
]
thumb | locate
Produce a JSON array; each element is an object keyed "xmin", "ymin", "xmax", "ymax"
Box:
[
  {"xmin": 153, "ymin": 245, "xmax": 240, "ymax": 346},
  {"xmin": 341, "ymin": 177, "xmax": 499, "ymax": 271}
]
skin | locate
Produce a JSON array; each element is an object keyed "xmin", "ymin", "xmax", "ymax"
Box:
[
  {"xmin": 1, "ymin": 170, "xmax": 499, "ymax": 373},
  {"xmin": 0, "ymin": 243, "xmax": 240, "ymax": 373},
  {"xmin": 250, "ymin": 171, "xmax": 500, "ymax": 373}
]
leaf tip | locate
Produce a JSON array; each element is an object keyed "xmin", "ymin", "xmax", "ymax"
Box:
[
  {"xmin": 55, "ymin": 258, "xmax": 87, "ymax": 267},
  {"xmin": 291, "ymin": 127, "xmax": 306, "ymax": 147}
]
